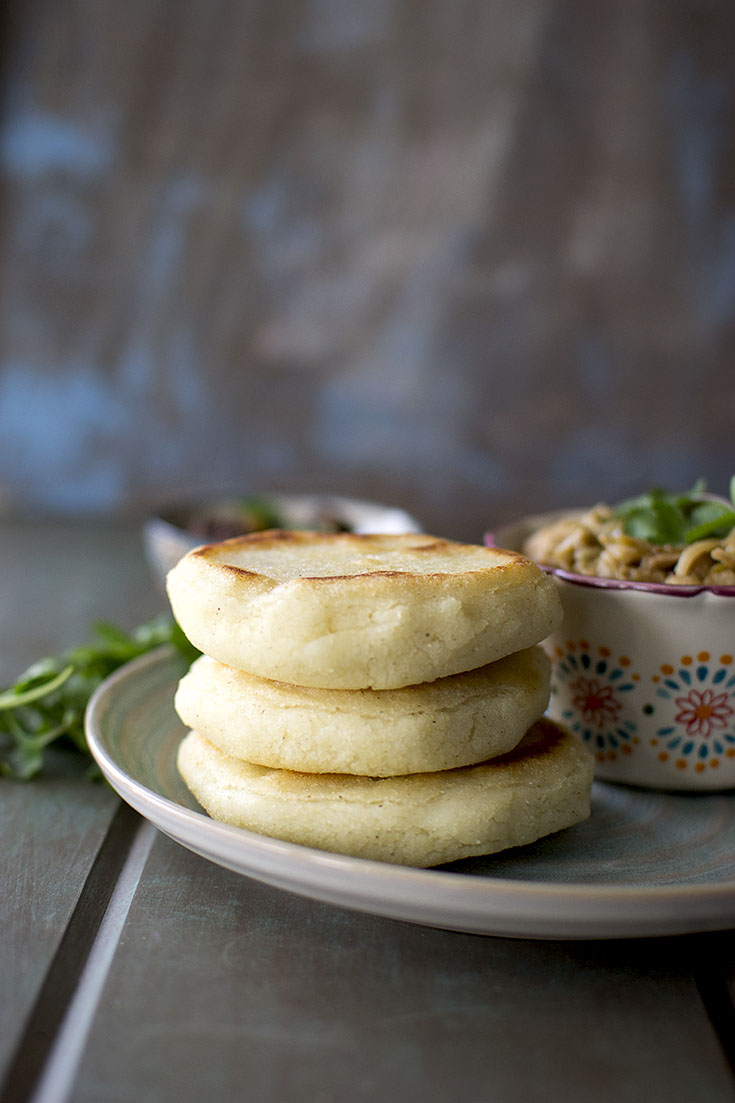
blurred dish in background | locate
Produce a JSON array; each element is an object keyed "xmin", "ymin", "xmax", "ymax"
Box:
[{"xmin": 144, "ymin": 493, "xmax": 423, "ymax": 587}]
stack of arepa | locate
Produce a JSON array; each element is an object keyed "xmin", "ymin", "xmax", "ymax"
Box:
[{"xmin": 166, "ymin": 531, "xmax": 593, "ymax": 867}]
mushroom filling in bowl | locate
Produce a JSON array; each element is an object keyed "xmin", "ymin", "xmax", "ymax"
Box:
[{"xmin": 523, "ymin": 481, "xmax": 735, "ymax": 587}]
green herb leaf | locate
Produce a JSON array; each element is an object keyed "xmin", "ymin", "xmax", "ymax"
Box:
[
  {"xmin": 614, "ymin": 479, "xmax": 735, "ymax": 547},
  {"xmin": 684, "ymin": 508, "xmax": 735, "ymax": 543},
  {"xmin": 0, "ymin": 616, "xmax": 199, "ymax": 781},
  {"xmin": 615, "ymin": 490, "xmax": 688, "ymax": 544}
]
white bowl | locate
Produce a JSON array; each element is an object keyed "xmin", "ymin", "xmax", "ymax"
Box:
[
  {"xmin": 144, "ymin": 493, "xmax": 423, "ymax": 587},
  {"xmin": 490, "ymin": 511, "xmax": 735, "ymax": 791}
]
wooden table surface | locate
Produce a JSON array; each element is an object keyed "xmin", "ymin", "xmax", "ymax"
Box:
[{"xmin": 2, "ymin": 519, "xmax": 735, "ymax": 1103}]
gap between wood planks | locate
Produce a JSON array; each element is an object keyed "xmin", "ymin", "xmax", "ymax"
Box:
[{"xmin": 0, "ymin": 804, "xmax": 155, "ymax": 1103}]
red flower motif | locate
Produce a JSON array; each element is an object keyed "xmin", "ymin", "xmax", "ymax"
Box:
[
  {"xmin": 571, "ymin": 677, "xmax": 622, "ymax": 728},
  {"xmin": 674, "ymin": 689, "xmax": 734, "ymax": 738}
]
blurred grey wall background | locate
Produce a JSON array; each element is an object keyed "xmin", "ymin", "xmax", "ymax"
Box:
[{"xmin": 0, "ymin": 0, "xmax": 733, "ymax": 540}]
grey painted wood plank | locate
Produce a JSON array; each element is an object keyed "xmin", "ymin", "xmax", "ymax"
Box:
[
  {"xmin": 0, "ymin": 521, "xmax": 162, "ymax": 1085},
  {"xmin": 0, "ymin": 777, "xmax": 121, "ymax": 1085},
  {"xmin": 0, "ymin": 521, "xmax": 165, "ymax": 685},
  {"xmin": 24, "ymin": 820, "xmax": 157, "ymax": 1103},
  {"xmin": 69, "ymin": 833, "xmax": 735, "ymax": 1103}
]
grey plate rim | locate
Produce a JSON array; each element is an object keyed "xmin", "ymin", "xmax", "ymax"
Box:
[{"xmin": 85, "ymin": 649, "xmax": 735, "ymax": 940}]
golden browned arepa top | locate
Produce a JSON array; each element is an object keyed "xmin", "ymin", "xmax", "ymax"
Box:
[{"xmin": 166, "ymin": 531, "xmax": 562, "ymax": 689}]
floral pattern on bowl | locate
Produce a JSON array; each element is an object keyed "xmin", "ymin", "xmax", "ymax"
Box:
[
  {"xmin": 649, "ymin": 652, "xmax": 735, "ymax": 775},
  {"xmin": 550, "ymin": 639, "xmax": 735, "ymax": 788},
  {"xmin": 551, "ymin": 641, "xmax": 641, "ymax": 766}
]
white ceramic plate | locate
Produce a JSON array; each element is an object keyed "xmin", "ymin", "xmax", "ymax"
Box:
[{"xmin": 86, "ymin": 649, "xmax": 735, "ymax": 940}]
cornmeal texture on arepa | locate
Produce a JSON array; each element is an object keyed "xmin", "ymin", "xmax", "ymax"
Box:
[
  {"xmin": 166, "ymin": 531, "xmax": 562, "ymax": 689},
  {"xmin": 174, "ymin": 646, "xmax": 551, "ymax": 776},
  {"xmin": 177, "ymin": 718, "xmax": 593, "ymax": 867}
]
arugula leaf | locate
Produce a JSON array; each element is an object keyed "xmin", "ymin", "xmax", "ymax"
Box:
[
  {"xmin": 614, "ymin": 480, "xmax": 735, "ymax": 546},
  {"xmin": 0, "ymin": 616, "xmax": 199, "ymax": 781}
]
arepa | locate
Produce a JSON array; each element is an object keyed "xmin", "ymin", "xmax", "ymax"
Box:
[
  {"xmin": 177, "ymin": 718, "xmax": 593, "ymax": 867},
  {"xmin": 166, "ymin": 531, "xmax": 562, "ymax": 689},
  {"xmin": 174, "ymin": 646, "xmax": 551, "ymax": 776}
]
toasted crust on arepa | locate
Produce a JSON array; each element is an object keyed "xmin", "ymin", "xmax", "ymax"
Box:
[
  {"xmin": 174, "ymin": 647, "xmax": 551, "ymax": 776},
  {"xmin": 166, "ymin": 531, "xmax": 562, "ymax": 689},
  {"xmin": 176, "ymin": 718, "xmax": 593, "ymax": 867}
]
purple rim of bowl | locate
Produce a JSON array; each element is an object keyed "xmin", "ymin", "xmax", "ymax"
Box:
[{"xmin": 484, "ymin": 532, "xmax": 735, "ymax": 598}]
